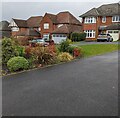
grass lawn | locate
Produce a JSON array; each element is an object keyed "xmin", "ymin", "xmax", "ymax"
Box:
[{"xmin": 80, "ymin": 44, "xmax": 119, "ymax": 57}]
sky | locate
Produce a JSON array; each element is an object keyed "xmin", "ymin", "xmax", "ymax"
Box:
[{"xmin": 1, "ymin": 0, "xmax": 119, "ymax": 22}]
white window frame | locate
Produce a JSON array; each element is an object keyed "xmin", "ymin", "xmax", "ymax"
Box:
[
  {"xmin": 112, "ymin": 15, "xmax": 120, "ymax": 22},
  {"xmin": 11, "ymin": 27, "xmax": 19, "ymax": 32},
  {"xmin": 84, "ymin": 30, "xmax": 95, "ymax": 38},
  {"xmin": 84, "ymin": 17, "xmax": 96, "ymax": 24},
  {"xmin": 102, "ymin": 16, "xmax": 106, "ymax": 23},
  {"xmin": 43, "ymin": 34, "xmax": 49, "ymax": 39},
  {"xmin": 44, "ymin": 23, "xmax": 49, "ymax": 29}
]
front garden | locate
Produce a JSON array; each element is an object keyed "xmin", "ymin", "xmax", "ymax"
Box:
[
  {"xmin": 1, "ymin": 37, "xmax": 119, "ymax": 76},
  {"xmin": 1, "ymin": 38, "xmax": 81, "ymax": 75}
]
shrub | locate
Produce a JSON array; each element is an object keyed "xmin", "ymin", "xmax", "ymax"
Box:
[
  {"xmin": 7, "ymin": 56, "xmax": 29, "ymax": 72},
  {"xmin": 71, "ymin": 32, "xmax": 86, "ymax": 42},
  {"xmin": 17, "ymin": 37, "xmax": 30, "ymax": 46},
  {"xmin": 15, "ymin": 46, "xmax": 25, "ymax": 57},
  {"xmin": 31, "ymin": 46, "xmax": 56, "ymax": 65},
  {"xmin": 2, "ymin": 38, "xmax": 18, "ymax": 65},
  {"xmin": 73, "ymin": 47, "xmax": 81, "ymax": 57},
  {"xmin": 68, "ymin": 46, "xmax": 77, "ymax": 55},
  {"xmin": 59, "ymin": 40, "xmax": 70, "ymax": 52},
  {"xmin": 58, "ymin": 52, "xmax": 73, "ymax": 62}
]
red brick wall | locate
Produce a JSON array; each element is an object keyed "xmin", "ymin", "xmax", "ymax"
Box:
[
  {"xmin": 82, "ymin": 16, "xmax": 114, "ymax": 41},
  {"xmin": 40, "ymin": 15, "xmax": 57, "ymax": 37}
]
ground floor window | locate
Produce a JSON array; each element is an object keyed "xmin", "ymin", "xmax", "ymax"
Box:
[
  {"xmin": 43, "ymin": 34, "xmax": 49, "ymax": 40},
  {"xmin": 52, "ymin": 34, "xmax": 66, "ymax": 37},
  {"xmin": 84, "ymin": 30, "xmax": 95, "ymax": 38}
]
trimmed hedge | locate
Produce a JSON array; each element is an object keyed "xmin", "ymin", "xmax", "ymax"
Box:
[
  {"xmin": 71, "ymin": 32, "xmax": 86, "ymax": 42},
  {"xmin": 7, "ymin": 56, "xmax": 29, "ymax": 72}
]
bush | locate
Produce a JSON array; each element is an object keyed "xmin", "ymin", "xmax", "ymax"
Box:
[
  {"xmin": 15, "ymin": 46, "xmax": 25, "ymax": 57},
  {"xmin": 73, "ymin": 47, "xmax": 82, "ymax": 57},
  {"xmin": 7, "ymin": 56, "xmax": 29, "ymax": 72},
  {"xmin": 58, "ymin": 52, "xmax": 73, "ymax": 62},
  {"xmin": 17, "ymin": 37, "xmax": 30, "ymax": 46},
  {"xmin": 71, "ymin": 32, "xmax": 86, "ymax": 42},
  {"xmin": 2, "ymin": 38, "xmax": 18, "ymax": 65},
  {"xmin": 68, "ymin": 46, "xmax": 77, "ymax": 55},
  {"xmin": 31, "ymin": 46, "xmax": 56, "ymax": 65},
  {"xmin": 59, "ymin": 40, "xmax": 70, "ymax": 52}
]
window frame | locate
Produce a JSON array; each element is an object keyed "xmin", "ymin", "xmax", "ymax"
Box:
[
  {"xmin": 84, "ymin": 30, "xmax": 95, "ymax": 38},
  {"xmin": 84, "ymin": 17, "xmax": 96, "ymax": 24},
  {"xmin": 102, "ymin": 16, "xmax": 106, "ymax": 23},
  {"xmin": 112, "ymin": 15, "xmax": 120, "ymax": 22},
  {"xmin": 44, "ymin": 23, "xmax": 49, "ymax": 29}
]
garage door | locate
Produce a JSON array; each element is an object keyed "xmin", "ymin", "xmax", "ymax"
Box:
[
  {"xmin": 52, "ymin": 34, "xmax": 67, "ymax": 44},
  {"xmin": 107, "ymin": 30, "xmax": 119, "ymax": 41}
]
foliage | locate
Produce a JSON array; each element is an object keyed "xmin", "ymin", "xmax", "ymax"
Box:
[
  {"xmin": 15, "ymin": 46, "xmax": 25, "ymax": 57},
  {"xmin": 7, "ymin": 56, "xmax": 29, "ymax": 72},
  {"xmin": 2, "ymin": 38, "xmax": 18, "ymax": 65},
  {"xmin": 59, "ymin": 40, "xmax": 70, "ymax": 52},
  {"xmin": 17, "ymin": 37, "xmax": 30, "ymax": 46},
  {"xmin": 58, "ymin": 52, "xmax": 73, "ymax": 62},
  {"xmin": 68, "ymin": 46, "xmax": 77, "ymax": 55},
  {"xmin": 71, "ymin": 32, "xmax": 86, "ymax": 42},
  {"xmin": 30, "ymin": 46, "xmax": 56, "ymax": 65},
  {"xmin": 73, "ymin": 47, "xmax": 81, "ymax": 57}
]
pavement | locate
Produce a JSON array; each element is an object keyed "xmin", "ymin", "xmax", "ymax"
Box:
[{"xmin": 2, "ymin": 51, "xmax": 118, "ymax": 116}]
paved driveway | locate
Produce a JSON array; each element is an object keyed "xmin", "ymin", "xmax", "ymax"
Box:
[
  {"xmin": 2, "ymin": 52, "xmax": 118, "ymax": 116},
  {"xmin": 71, "ymin": 41, "xmax": 119, "ymax": 46}
]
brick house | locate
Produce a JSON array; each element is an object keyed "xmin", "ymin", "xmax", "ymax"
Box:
[
  {"xmin": 80, "ymin": 3, "xmax": 120, "ymax": 41},
  {"xmin": 40, "ymin": 11, "xmax": 82, "ymax": 43},
  {"xmin": 9, "ymin": 16, "xmax": 43, "ymax": 39},
  {"xmin": 0, "ymin": 21, "xmax": 11, "ymax": 39}
]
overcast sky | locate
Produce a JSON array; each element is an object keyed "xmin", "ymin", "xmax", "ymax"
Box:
[{"xmin": 1, "ymin": 0, "xmax": 119, "ymax": 22}]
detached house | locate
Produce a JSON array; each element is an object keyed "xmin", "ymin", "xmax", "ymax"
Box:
[
  {"xmin": 9, "ymin": 16, "xmax": 43, "ymax": 39},
  {"xmin": 80, "ymin": 3, "xmax": 120, "ymax": 41},
  {"xmin": 40, "ymin": 11, "xmax": 82, "ymax": 43}
]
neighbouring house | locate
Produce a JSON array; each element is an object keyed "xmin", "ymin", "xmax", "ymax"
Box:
[
  {"xmin": 9, "ymin": 16, "xmax": 43, "ymax": 39},
  {"xmin": 80, "ymin": 3, "xmax": 120, "ymax": 41},
  {"xmin": 0, "ymin": 21, "xmax": 11, "ymax": 39},
  {"xmin": 40, "ymin": 11, "xmax": 82, "ymax": 43}
]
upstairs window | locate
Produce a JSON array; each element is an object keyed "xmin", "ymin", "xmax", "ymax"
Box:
[
  {"xmin": 11, "ymin": 27, "xmax": 19, "ymax": 32},
  {"xmin": 102, "ymin": 16, "xmax": 106, "ymax": 23},
  {"xmin": 84, "ymin": 17, "xmax": 96, "ymax": 23},
  {"xmin": 112, "ymin": 15, "xmax": 120, "ymax": 22},
  {"xmin": 44, "ymin": 23, "xmax": 49, "ymax": 29}
]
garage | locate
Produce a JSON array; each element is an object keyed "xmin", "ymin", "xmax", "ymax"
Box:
[
  {"xmin": 106, "ymin": 23, "xmax": 120, "ymax": 41},
  {"xmin": 107, "ymin": 30, "xmax": 120, "ymax": 41},
  {"xmin": 52, "ymin": 34, "xmax": 67, "ymax": 44}
]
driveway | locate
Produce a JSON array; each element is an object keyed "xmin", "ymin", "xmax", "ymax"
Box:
[
  {"xmin": 71, "ymin": 41, "xmax": 119, "ymax": 46},
  {"xmin": 2, "ymin": 52, "xmax": 118, "ymax": 116}
]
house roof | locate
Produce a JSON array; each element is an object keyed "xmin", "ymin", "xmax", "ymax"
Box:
[
  {"xmin": 45, "ymin": 13, "xmax": 57, "ymax": 23},
  {"xmin": 52, "ymin": 24, "xmax": 82, "ymax": 34},
  {"xmin": 80, "ymin": 8, "xmax": 99, "ymax": 17},
  {"xmin": 0, "ymin": 21, "xmax": 11, "ymax": 31},
  {"xmin": 45, "ymin": 11, "xmax": 81, "ymax": 25},
  {"xmin": 13, "ymin": 18, "xmax": 28, "ymax": 28},
  {"xmin": 80, "ymin": 3, "xmax": 120, "ymax": 17},
  {"xmin": 57, "ymin": 11, "xmax": 81, "ymax": 25},
  {"xmin": 12, "ymin": 16, "xmax": 43, "ymax": 28},
  {"xmin": 106, "ymin": 23, "xmax": 120, "ymax": 30},
  {"xmin": 17, "ymin": 29, "xmax": 40, "ymax": 36},
  {"xmin": 27, "ymin": 16, "xmax": 43, "ymax": 27}
]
